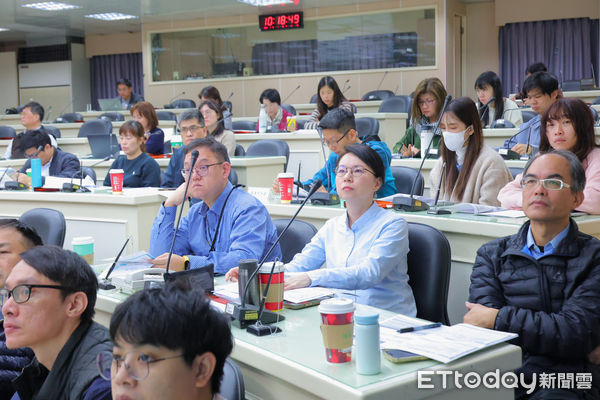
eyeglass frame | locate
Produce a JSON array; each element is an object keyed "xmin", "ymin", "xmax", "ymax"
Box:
[
  {"xmin": 0, "ymin": 284, "xmax": 75, "ymax": 306},
  {"xmin": 520, "ymin": 177, "xmax": 572, "ymax": 191},
  {"xmin": 180, "ymin": 162, "xmax": 224, "ymax": 178},
  {"xmin": 97, "ymin": 350, "xmax": 185, "ymax": 381},
  {"xmin": 24, "ymin": 146, "xmax": 45, "ymax": 159},
  {"xmin": 321, "ymin": 128, "xmax": 352, "ymax": 147},
  {"xmin": 334, "ymin": 165, "xmax": 375, "ymax": 178},
  {"xmin": 178, "ymin": 124, "xmax": 205, "ymax": 134},
  {"xmin": 417, "ymin": 98, "xmax": 436, "ymax": 106}
]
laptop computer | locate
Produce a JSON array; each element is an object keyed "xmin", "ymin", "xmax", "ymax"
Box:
[
  {"xmin": 98, "ymin": 98, "xmax": 124, "ymax": 111},
  {"xmin": 87, "ymin": 135, "xmax": 121, "ymax": 159}
]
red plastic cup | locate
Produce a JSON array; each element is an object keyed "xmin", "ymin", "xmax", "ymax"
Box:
[
  {"xmin": 109, "ymin": 169, "xmax": 124, "ymax": 194},
  {"xmin": 278, "ymin": 172, "xmax": 294, "ymax": 203},
  {"xmin": 318, "ymin": 298, "xmax": 355, "ymax": 363},
  {"xmin": 258, "ymin": 261, "xmax": 284, "ymax": 311}
]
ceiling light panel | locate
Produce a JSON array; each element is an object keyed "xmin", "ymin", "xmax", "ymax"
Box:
[
  {"xmin": 22, "ymin": 2, "xmax": 81, "ymax": 11},
  {"xmin": 237, "ymin": 0, "xmax": 294, "ymax": 6},
  {"xmin": 85, "ymin": 12, "xmax": 138, "ymax": 21}
]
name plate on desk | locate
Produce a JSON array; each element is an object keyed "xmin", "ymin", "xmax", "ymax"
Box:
[{"xmin": 247, "ymin": 187, "xmax": 271, "ymax": 204}]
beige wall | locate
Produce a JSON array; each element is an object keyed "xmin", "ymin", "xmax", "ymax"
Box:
[
  {"xmin": 444, "ymin": 0, "xmax": 466, "ymax": 97},
  {"xmin": 0, "ymin": 52, "xmax": 18, "ymax": 112},
  {"xmin": 85, "ymin": 32, "xmax": 142, "ymax": 58},
  {"xmin": 465, "ymin": 2, "xmax": 499, "ymax": 102},
  {"xmin": 495, "ymin": 0, "xmax": 599, "ymax": 26},
  {"xmin": 141, "ymin": 0, "xmax": 448, "ymax": 117}
]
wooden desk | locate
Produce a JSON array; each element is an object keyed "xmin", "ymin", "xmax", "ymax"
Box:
[
  {"xmin": 0, "ymin": 189, "xmax": 164, "ymax": 261},
  {"xmin": 0, "ymin": 156, "xmax": 286, "ymax": 187},
  {"xmin": 562, "ymin": 89, "xmax": 600, "ymax": 103},
  {"xmin": 4, "ymin": 120, "xmax": 177, "ymax": 139},
  {"xmin": 79, "ymin": 108, "xmax": 192, "ymax": 121},
  {"xmin": 292, "ymin": 100, "xmax": 383, "ymax": 115},
  {"xmin": 95, "ymin": 288, "xmax": 521, "ymax": 400},
  {"xmin": 484, "ymin": 127, "xmax": 600, "ymax": 148},
  {"xmin": 261, "ymin": 200, "xmax": 600, "ymax": 324},
  {"xmin": 0, "ymin": 138, "xmax": 91, "ymax": 157}
]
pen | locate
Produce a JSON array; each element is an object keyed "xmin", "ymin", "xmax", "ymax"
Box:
[{"xmin": 397, "ymin": 322, "xmax": 442, "ymax": 333}]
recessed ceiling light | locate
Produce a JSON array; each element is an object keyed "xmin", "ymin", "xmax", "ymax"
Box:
[
  {"xmin": 237, "ymin": 0, "xmax": 293, "ymax": 6},
  {"xmin": 85, "ymin": 12, "xmax": 138, "ymax": 21},
  {"xmin": 22, "ymin": 2, "xmax": 81, "ymax": 11}
]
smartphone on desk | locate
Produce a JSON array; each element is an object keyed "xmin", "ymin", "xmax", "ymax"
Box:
[
  {"xmin": 382, "ymin": 349, "xmax": 428, "ymax": 363},
  {"xmin": 283, "ymin": 296, "xmax": 332, "ymax": 310}
]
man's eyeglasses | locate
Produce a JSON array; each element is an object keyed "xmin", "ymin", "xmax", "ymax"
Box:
[
  {"xmin": 0, "ymin": 284, "xmax": 74, "ymax": 306},
  {"xmin": 24, "ymin": 146, "xmax": 44, "ymax": 159},
  {"xmin": 179, "ymin": 125, "xmax": 204, "ymax": 134},
  {"xmin": 334, "ymin": 166, "xmax": 374, "ymax": 178},
  {"xmin": 520, "ymin": 177, "xmax": 571, "ymax": 191},
  {"xmin": 322, "ymin": 129, "xmax": 351, "ymax": 147},
  {"xmin": 97, "ymin": 350, "xmax": 185, "ymax": 381},
  {"xmin": 180, "ymin": 162, "xmax": 223, "ymax": 178},
  {"xmin": 418, "ymin": 99, "xmax": 436, "ymax": 106}
]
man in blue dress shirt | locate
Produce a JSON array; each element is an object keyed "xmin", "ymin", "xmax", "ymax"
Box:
[
  {"xmin": 504, "ymin": 72, "xmax": 559, "ymax": 156},
  {"xmin": 150, "ymin": 137, "xmax": 281, "ymax": 274}
]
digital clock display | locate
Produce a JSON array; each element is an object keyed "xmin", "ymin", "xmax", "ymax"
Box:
[{"xmin": 259, "ymin": 12, "xmax": 303, "ymax": 31}]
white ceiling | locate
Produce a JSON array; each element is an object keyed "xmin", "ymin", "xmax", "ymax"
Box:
[{"xmin": 0, "ymin": 0, "xmax": 492, "ymax": 43}]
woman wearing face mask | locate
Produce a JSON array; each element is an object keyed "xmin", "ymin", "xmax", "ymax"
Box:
[{"xmin": 430, "ymin": 97, "xmax": 511, "ymax": 206}]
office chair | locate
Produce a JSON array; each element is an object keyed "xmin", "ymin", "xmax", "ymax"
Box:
[
  {"xmin": 406, "ymin": 222, "xmax": 451, "ymax": 325},
  {"xmin": 0, "ymin": 126, "xmax": 16, "ymax": 138},
  {"xmin": 391, "ymin": 166, "xmax": 424, "ymax": 196},
  {"xmin": 99, "ymin": 112, "xmax": 125, "ymax": 122},
  {"xmin": 234, "ymin": 144, "xmax": 246, "ymax": 156},
  {"xmin": 228, "ymin": 167, "xmax": 238, "ymax": 186},
  {"xmin": 281, "ymin": 104, "xmax": 297, "ymax": 115},
  {"xmin": 521, "ymin": 110, "xmax": 537, "ymax": 124},
  {"xmin": 246, "ymin": 139, "xmax": 290, "ymax": 170},
  {"xmin": 361, "ymin": 90, "xmax": 395, "ymax": 101},
  {"xmin": 218, "ymin": 359, "xmax": 245, "ymax": 400},
  {"xmin": 156, "ymin": 111, "xmax": 177, "ymax": 121},
  {"xmin": 310, "ymin": 94, "xmax": 318, "ymax": 104},
  {"xmin": 169, "ymin": 99, "xmax": 196, "ymax": 109},
  {"xmin": 272, "ymin": 218, "xmax": 318, "ymax": 263},
  {"xmin": 20, "ymin": 208, "xmax": 66, "ymax": 247},
  {"xmin": 82, "ymin": 167, "xmax": 97, "ymax": 184},
  {"xmin": 561, "ymin": 80, "xmax": 581, "ymax": 92},
  {"xmin": 490, "ymin": 120, "xmax": 515, "ymax": 129},
  {"xmin": 355, "ymin": 117, "xmax": 380, "ymax": 137},
  {"xmin": 55, "ymin": 113, "xmax": 84, "ymax": 123},
  {"xmin": 78, "ymin": 119, "xmax": 113, "ymax": 137},
  {"xmin": 509, "ymin": 167, "xmax": 524, "ymax": 180},
  {"xmin": 44, "ymin": 125, "xmax": 61, "ymax": 139},
  {"xmin": 592, "ymin": 96, "xmax": 600, "ymax": 105},
  {"xmin": 232, "ymin": 120, "xmax": 257, "ymax": 131},
  {"xmin": 378, "ymin": 95, "xmax": 412, "ymax": 113}
]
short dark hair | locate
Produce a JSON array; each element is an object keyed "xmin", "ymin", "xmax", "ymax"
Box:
[
  {"xmin": 18, "ymin": 129, "xmax": 52, "ymax": 152},
  {"xmin": 199, "ymin": 86, "xmax": 223, "ymax": 106},
  {"xmin": 19, "ymin": 246, "xmax": 98, "ymax": 322},
  {"xmin": 474, "ymin": 71, "xmax": 504, "ymax": 126},
  {"xmin": 0, "ymin": 219, "xmax": 43, "ymax": 247},
  {"xmin": 184, "ymin": 137, "xmax": 230, "ymax": 163},
  {"xmin": 110, "ymin": 284, "xmax": 233, "ymax": 394},
  {"xmin": 177, "ymin": 109, "xmax": 204, "ymax": 127},
  {"xmin": 539, "ymin": 98, "xmax": 598, "ymax": 162},
  {"xmin": 523, "ymin": 72, "xmax": 559, "ymax": 97},
  {"xmin": 116, "ymin": 78, "xmax": 132, "ymax": 87},
  {"xmin": 318, "ymin": 107, "xmax": 356, "ymax": 133},
  {"xmin": 316, "ymin": 76, "xmax": 347, "ymax": 120},
  {"xmin": 199, "ymin": 100, "xmax": 225, "ymax": 137},
  {"xmin": 119, "ymin": 120, "xmax": 146, "ymax": 152},
  {"xmin": 337, "ymin": 143, "xmax": 385, "ymax": 181},
  {"xmin": 523, "ymin": 149, "xmax": 586, "ymax": 193},
  {"xmin": 259, "ymin": 89, "xmax": 281, "ymax": 105},
  {"xmin": 526, "ymin": 62, "xmax": 547, "ymax": 75},
  {"xmin": 22, "ymin": 101, "xmax": 44, "ymax": 121}
]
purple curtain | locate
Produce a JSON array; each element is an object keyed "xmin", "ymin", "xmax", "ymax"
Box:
[
  {"xmin": 499, "ymin": 18, "xmax": 599, "ymax": 97},
  {"xmin": 90, "ymin": 53, "xmax": 143, "ymax": 110}
]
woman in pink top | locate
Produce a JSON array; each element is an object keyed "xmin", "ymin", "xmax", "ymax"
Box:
[{"xmin": 498, "ymin": 98, "xmax": 600, "ymax": 214}]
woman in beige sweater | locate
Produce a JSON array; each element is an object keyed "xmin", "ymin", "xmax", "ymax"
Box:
[
  {"xmin": 430, "ymin": 97, "xmax": 511, "ymax": 206},
  {"xmin": 199, "ymin": 100, "xmax": 236, "ymax": 156}
]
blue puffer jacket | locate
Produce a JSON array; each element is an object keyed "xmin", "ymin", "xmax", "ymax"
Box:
[
  {"xmin": 469, "ymin": 219, "xmax": 600, "ymax": 394},
  {"xmin": 0, "ymin": 321, "xmax": 34, "ymax": 399}
]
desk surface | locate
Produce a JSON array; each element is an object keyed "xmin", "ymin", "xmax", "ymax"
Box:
[{"xmin": 95, "ymin": 284, "xmax": 521, "ymax": 400}]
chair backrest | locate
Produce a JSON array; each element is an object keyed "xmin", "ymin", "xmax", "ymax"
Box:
[
  {"xmin": 561, "ymin": 80, "xmax": 581, "ymax": 91},
  {"xmin": 78, "ymin": 119, "xmax": 113, "ymax": 137},
  {"xmin": 82, "ymin": 167, "xmax": 97, "ymax": 184},
  {"xmin": 310, "ymin": 93, "xmax": 318, "ymax": 104},
  {"xmin": 377, "ymin": 95, "xmax": 412, "ymax": 114},
  {"xmin": 228, "ymin": 167, "xmax": 238, "ymax": 185},
  {"xmin": 281, "ymin": 103, "xmax": 297, "ymax": 115},
  {"xmin": 156, "ymin": 111, "xmax": 177, "ymax": 121},
  {"xmin": 246, "ymin": 139, "xmax": 289, "ymax": 170},
  {"xmin": 361, "ymin": 90, "xmax": 395, "ymax": 101},
  {"xmin": 99, "ymin": 112, "xmax": 125, "ymax": 122},
  {"xmin": 218, "ymin": 359, "xmax": 245, "ymax": 400},
  {"xmin": 592, "ymin": 96, "xmax": 600, "ymax": 105},
  {"xmin": 355, "ymin": 117, "xmax": 380, "ymax": 137},
  {"xmin": 589, "ymin": 105, "xmax": 599, "ymax": 123},
  {"xmin": 231, "ymin": 120, "xmax": 257, "ymax": 131},
  {"xmin": 19, "ymin": 208, "xmax": 66, "ymax": 247},
  {"xmin": 391, "ymin": 166, "xmax": 424, "ymax": 195},
  {"xmin": 0, "ymin": 125, "xmax": 16, "ymax": 138},
  {"xmin": 272, "ymin": 218, "xmax": 318, "ymax": 263},
  {"xmin": 171, "ymin": 99, "xmax": 196, "ymax": 109},
  {"xmin": 509, "ymin": 167, "xmax": 524, "ymax": 180},
  {"xmin": 234, "ymin": 144, "xmax": 245, "ymax": 156},
  {"xmin": 521, "ymin": 110, "xmax": 537, "ymax": 123},
  {"xmin": 44, "ymin": 125, "xmax": 61, "ymax": 139},
  {"xmin": 406, "ymin": 222, "xmax": 451, "ymax": 325},
  {"xmin": 163, "ymin": 140, "xmax": 171, "ymax": 154},
  {"xmin": 55, "ymin": 113, "xmax": 84, "ymax": 123}
]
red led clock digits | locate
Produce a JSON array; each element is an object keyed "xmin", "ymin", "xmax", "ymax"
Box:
[
  {"xmin": 259, "ymin": 12, "xmax": 302, "ymax": 31},
  {"xmin": 263, "ymin": 16, "xmax": 275, "ymax": 30}
]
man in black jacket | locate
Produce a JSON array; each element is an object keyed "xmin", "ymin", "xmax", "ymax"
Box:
[
  {"xmin": 16, "ymin": 129, "xmax": 80, "ymax": 187},
  {"xmin": 466, "ymin": 150, "xmax": 600, "ymax": 399},
  {"xmin": 2, "ymin": 246, "xmax": 111, "ymax": 400},
  {"xmin": 0, "ymin": 220, "xmax": 41, "ymax": 399}
]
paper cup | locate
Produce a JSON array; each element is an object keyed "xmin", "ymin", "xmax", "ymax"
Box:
[
  {"xmin": 258, "ymin": 262, "xmax": 284, "ymax": 311},
  {"xmin": 286, "ymin": 116, "xmax": 297, "ymax": 132},
  {"xmin": 72, "ymin": 236, "xmax": 94, "ymax": 265},
  {"xmin": 318, "ymin": 298, "xmax": 355, "ymax": 363},
  {"xmin": 278, "ymin": 172, "xmax": 294, "ymax": 203},
  {"xmin": 420, "ymin": 130, "xmax": 434, "ymax": 158},
  {"xmin": 109, "ymin": 169, "xmax": 124, "ymax": 194},
  {"xmin": 171, "ymin": 135, "xmax": 183, "ymax": 151}
]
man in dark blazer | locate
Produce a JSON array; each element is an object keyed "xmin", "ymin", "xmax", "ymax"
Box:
[
  {"xmin": 16, "ymin": 129, "xmax": 80, "ymax": 187},
  {"xmin": 116, "ymin": 78, "xmax": 144, "ymax": 110}
]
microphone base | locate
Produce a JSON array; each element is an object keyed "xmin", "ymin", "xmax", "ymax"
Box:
[
  {"xmin": 5, "ymin": 182, "xmax": 28, "ymax": 191},
  {"xmin": 310, "ymin": 193, "xmax": 340, "ymax": 206},
  {"xmin": 498, "ymin": 149, "xmax": 521, "ymax": 160},
  {"xmin": 247, "ymin": 323, "xmax": 282, "ymax": 336},
  {"xmin": 61, "ymin": 183, "xmax": 90, "ymax": 193},
  {"xmin": 393, "ymin": 196, "xmax": 430, "ymax": 212},
  {"xmin": 98, "ymin": 279, "xmax": 115, "ymax": 290},
  {"xmin": 227, "ymin": 303, "xmax": 285, "ymax": 329},
  {"xmin": 427, "ymin": 208, "xmax": 451, "ymax": 215}
]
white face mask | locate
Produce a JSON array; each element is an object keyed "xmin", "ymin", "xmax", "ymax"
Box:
[{"xmin": 442, "ymin": 127, "xmax": 469, "ymax": 152}]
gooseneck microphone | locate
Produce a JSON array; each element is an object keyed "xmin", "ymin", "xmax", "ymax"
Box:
[
  {"xmin": 281, "ymin": 85, "xmax": 301, "ymax": 104},
  {"xmin": 62, "ymin": 155, "xmax": 110, "ymax": 192},
  {"xmin": 98, "ymin": 236, "xmax": 131, "ymax": 290},
  {"xmin": 230, "ymin": 179, "xmax": 323, "ymax": 329},
  {"xmin": 166, "ymin": 91, "xmax": 186, "ymax": 107},
  {"xmin": 165, "ymin": 149, "xmax": 199, "ymax": 275},
  {"xmin": 394, "ymin": 95, "xmax": 452, "ymax": 212},
  {"xmin": 427, "ymin": 162, "xmax": 451, "ymax": 215},
  {"xmin": 376, "ymin": 71, "xmax": 388, "ymax": 91},
  {"xmin": 479, "ymin": 97, "xmax": 496, "ymax": 126}
]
